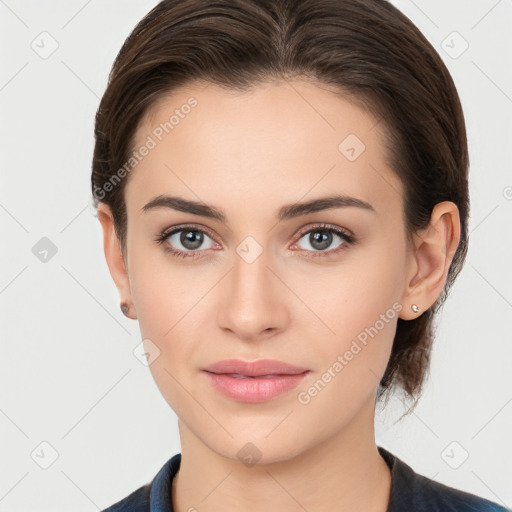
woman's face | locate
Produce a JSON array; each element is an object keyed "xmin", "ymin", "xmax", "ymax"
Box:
[{"xmin": 111, "ymin": 79, "xmax": 418, "ymax": 463}]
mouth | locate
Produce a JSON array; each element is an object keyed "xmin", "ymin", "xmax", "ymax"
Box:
[
  {"xmin": 202, "ymin": 363, "xmax": 311, "ymax": 403},
  {"xmin": 202, "ymin": 358, "xmax": 310, "ymax": 378}
]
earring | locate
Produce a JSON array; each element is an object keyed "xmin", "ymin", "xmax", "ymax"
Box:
[
  {"xmin": 120, "ymin": 301, "xmax": 130, "ymax": 317},
  {"xmin": 411, "ymin": 304, "xmax": 419, "ymax": 313}
]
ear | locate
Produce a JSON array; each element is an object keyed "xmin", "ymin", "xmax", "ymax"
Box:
[
  {"xmin": 399, "ymin": 201, "xmax": 461, "ymax": 320},
  {"xmin": 97, "ymin": 203, "xmax": 137, "ymax": 319}
]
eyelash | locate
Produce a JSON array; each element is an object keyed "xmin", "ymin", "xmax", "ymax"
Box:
[{"xmin": 155, "ymin": 223, "xmax": 356, "ymax": 260}]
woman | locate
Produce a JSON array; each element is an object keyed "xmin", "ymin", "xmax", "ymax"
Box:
[{"xmin": 91, "ymin": 0, "xmax": 509, "ymax": 510}]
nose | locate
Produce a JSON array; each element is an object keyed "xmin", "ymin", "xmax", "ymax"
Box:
[{"xmin": 217, "ymin": 246, "xmax": 290, "ymax": 341}]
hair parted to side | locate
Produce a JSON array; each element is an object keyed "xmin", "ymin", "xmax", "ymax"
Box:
[{"xmin": 91, "ymin": 0, "xmax": 469, "ymax": 411}]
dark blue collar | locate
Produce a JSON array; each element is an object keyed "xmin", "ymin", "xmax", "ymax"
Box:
[{"xmin": 103, "ymin": 446, "xmax": 509, "ymax": 511}]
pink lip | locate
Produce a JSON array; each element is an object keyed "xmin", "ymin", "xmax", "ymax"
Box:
[{"xmin": 202, "ymin": 359, "xmax": 310, "ymax": 403}]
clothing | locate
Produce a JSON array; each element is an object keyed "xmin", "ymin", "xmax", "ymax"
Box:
[{"xmin": 101, "ymin": 446, "xmax": 510, "ymax": 511}]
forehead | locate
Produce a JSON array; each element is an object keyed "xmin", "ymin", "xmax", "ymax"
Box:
[{"xmin": 127, "ymin": 79, "xmax": 403, "ymax": 219}]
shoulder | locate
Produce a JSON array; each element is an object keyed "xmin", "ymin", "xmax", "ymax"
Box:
[
  {"xmin": 378, "ymin": 446, "xmax": 510, "ymax": 512},
  {"xmin": 99, "ymin": 453, "xmax": 182, "ymax": 512},
  {"xmin": 411, "ymin": 473, "xmax": 510, "ymax": 512},
  {"xmin": 100, "ymin": 485, "xmax": 151, "ymax": 512}
]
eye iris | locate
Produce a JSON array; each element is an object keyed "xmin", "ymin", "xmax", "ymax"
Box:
[
  {"xmin": 310, "ymin": 230, "xmax": 332, "ymax": 250},
  {"xmin": 181, "ymin": 230, "xmax": 203, "ymax": 250}
]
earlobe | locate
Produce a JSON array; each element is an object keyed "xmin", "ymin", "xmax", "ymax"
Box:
[
  {"xmin": 399, "ymin": 201, "xmax": 461, "ymax": 320},
  {"xmin": 96, "ymin": 203, "xmax": 137, "ymax": 319}
]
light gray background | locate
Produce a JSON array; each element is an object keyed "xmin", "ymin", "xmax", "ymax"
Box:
[{"xmin": 1, "ymin": 0, "xmax": 511, "ymax": 510}]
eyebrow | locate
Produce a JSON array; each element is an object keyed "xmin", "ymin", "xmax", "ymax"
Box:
[{"xmin": 141, "ymin": 194, "xmax": 376, "ymax": 222}]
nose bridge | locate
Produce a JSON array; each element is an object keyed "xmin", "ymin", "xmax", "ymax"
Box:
[
  {"xmin": 218, "ymin": 233, "xmax": 288, "ymax": 339},
  {"xmin": 233, "ymin": 236, "xmax": 271, "ymax": 296}
]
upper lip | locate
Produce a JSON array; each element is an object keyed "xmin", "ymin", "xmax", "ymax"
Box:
[{"xmin": 202, "ymin": 359, "xmax": 310, "ymax": 377}]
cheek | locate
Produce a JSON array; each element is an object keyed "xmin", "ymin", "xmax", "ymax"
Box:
[
  {"xmin": 127, "ymin": 245, "xmax": 211, "ymax": 388},
  {"xmin": 127, "ymin": 237, "xmax": 192, "ymax": 337},
  {"xmin": 128, "ymin": 253, "xmax": 201, "ymax": 415},
  {"xmin": 292, "ymin": 249, "xmax": 404, "ymax": 344},
  {"xmin": 293, "ymin": 278, "xmax": 400, "ymax": 430},
  {"xmin": 289, "ymin": 245, "xmax": 404, "ymax": 391}
]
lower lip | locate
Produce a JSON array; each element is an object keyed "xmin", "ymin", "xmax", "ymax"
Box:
[{"xmin": 203, "ymin": 371, "xmax": 310, "ymax": 403}]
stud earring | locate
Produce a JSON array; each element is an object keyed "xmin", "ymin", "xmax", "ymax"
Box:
[
  {"xmin": 120, "ymin": 301, "xmax": 130, "ymax": 317},
  {"xmin": 411, "ymin": 304, "xmax": 419, "ymax": 313}
]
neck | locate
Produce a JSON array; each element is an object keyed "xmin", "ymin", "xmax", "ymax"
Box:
[{"xmin": 172, "ymin": 395, "xmax": 391, "ymax": 512}]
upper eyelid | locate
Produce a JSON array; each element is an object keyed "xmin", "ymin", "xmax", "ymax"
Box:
[
  {"xmin": 296, "ymin": 223, "xmax": 353, "ymax": 238},
  {"xmin": 161, "ymin": 223, "xmax": 217, "ymax": 240}
]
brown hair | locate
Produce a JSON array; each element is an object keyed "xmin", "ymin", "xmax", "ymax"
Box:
[{"xmin": 91, "ymin": 0, "xmax": 469, "ymax": 410}]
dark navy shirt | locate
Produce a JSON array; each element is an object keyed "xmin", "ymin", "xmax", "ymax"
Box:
[{"xmin": 101, "ymin": 446, "xmax": 510, "ymax": 511}]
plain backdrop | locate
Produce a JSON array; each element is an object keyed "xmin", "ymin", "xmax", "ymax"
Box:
[{"xmin": 1, "ymin": 0, "xmax": 511, "ymax": 510}]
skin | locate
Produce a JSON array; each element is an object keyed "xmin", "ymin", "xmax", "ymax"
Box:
[{"xmin": 97, "ymin": 79, "xmax": 460, "ymax": 512}]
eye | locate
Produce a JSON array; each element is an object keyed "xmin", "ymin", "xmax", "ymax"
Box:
[
  {"xmin": 291, "ymin": 224, "xmax": 355, "ymax": 257},
  {"xmin": 156, "ymin": 226, "xmax": 219, "ymax": 259},
  {"xmin": 156, "ymin": 223, "xmax": 356, "ymax": 260}
]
